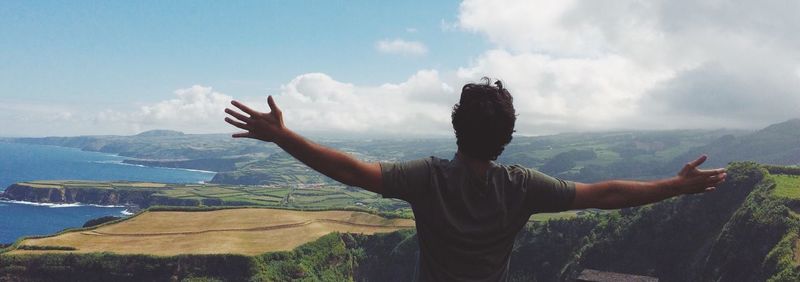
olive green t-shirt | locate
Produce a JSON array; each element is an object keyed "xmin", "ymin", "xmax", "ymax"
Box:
[{"xmin": 380, "ymin": 154, "xmax": 575, "ymax": 282}]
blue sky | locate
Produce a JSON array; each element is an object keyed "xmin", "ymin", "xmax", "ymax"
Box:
[
  {"xmin": 1, "ymin": 1, "xmax": 798, "ymax": 137},
  {"xmin": 1, "ymin": 1, "xmax": 483, "ymax": 105}
]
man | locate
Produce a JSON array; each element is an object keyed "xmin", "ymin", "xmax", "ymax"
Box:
[{"xmin": 224, "ymin": 79, "xmax": 727, "ymax": 281}]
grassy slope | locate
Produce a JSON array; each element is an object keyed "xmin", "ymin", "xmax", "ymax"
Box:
[
  {"xmin": 554, "ymin": 163, "xmax": 800, "ymax": 281},
  {"xmin": 772, "ymin": 174, "xmax": 800, "ymax": 199}
]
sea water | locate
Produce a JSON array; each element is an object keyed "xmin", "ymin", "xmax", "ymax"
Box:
[{"xmin": 0, "ymin": 141, "xmax": 215, "ymax": 244}]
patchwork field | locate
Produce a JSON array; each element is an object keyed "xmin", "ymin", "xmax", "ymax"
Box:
[
  {"xmin": 5, "ymin": 180, "xmax": 413, "ymax": 217},
  {"xmin": 9, "ymin": 208, "xmax": 415, "ymax": 256}
]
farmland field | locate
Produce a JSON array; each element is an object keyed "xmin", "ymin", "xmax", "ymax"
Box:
[
  {"xmin": 771, "ymin": 174, "xmax": 800, "ymax": 199},
  {"xmin": 9, "ymin": 208, "xmax": 415, "ymax": 256}
]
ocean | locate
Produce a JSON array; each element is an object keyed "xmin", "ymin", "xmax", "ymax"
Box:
[{"xmin": 0, "ymin": 141, "xmax": 215, "ymax": 244}]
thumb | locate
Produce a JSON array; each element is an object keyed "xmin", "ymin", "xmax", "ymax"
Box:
[
  {"xmin": 267, "ymin": 95, "xmax": 281, "ymax": 114},
  {"xmin": 689, "ymin": 154, "xmax": 708, "ymax": 168}
]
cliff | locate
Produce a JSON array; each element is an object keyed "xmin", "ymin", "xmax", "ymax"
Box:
[
  {"xmin": 0, "ymin": 183, "xmax": 238, "ymax": 208},
  {"xmin": 3, "ymin": 184, "xmax": 153, "ymax": 206},
  {"xmin": 0, "ymin": 180, "xmax": 413, "ymax": 216}
]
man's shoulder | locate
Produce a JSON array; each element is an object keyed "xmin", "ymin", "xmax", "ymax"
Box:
[
  {"xmin": 427, "ymin": 156, "xmax": 451, "ymax": 165},
  {"xmin": 493, "ymin": 162, "xmax": 532, "ymax": 175},
  {"xmin": 403, "ymin": 156, "xmax": 452, "ymax": 167}
]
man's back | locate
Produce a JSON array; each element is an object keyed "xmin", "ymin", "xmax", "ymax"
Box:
[{"xmin": 381, "ymin": 154, "xmax": 575, "ymax": 281}]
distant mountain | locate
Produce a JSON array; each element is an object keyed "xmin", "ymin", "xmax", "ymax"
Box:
[
  {"xmin": 135, "ymin": 129, "xmax": 185, "ymax": 137},
  {"xmin": 668, "ymin": 118, "xmax": 800, "ymax": 168},
  {"xmin": 11, "ymin": 132, "xmax": 271, "ymax": 161},
  {"xmin": 9, "ymin": 119, "xmax": 798, "ymax": 186}
]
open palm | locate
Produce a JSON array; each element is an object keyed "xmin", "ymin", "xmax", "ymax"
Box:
[{"xmin": 224, "ymin": 95, "xmax": 286, "ymax": 142}]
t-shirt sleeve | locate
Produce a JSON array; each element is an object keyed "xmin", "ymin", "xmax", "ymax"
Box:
[
  {"xmin": 379, "ymin": 158, "xmax": 432, "ymax": 202},
  {"xmin": 524, "ymin": 168, "xmax": 576, "ymax": 213}
]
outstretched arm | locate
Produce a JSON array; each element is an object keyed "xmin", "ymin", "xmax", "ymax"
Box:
[
  {"xmin": 571, "ymin": 155, "xmax": 727, "ymax": 210},
  {"xmin": 223, "ymin": 96, "xmax": 383, "ymax": 194}
]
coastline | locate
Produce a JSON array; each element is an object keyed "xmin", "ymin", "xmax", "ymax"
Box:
[
  {"xmin": 3, "ymin": 140, "xmax": 219, "ymax": 175},
  {"xmin": 0, "ymin": 199, "xmax": 137, "ymax": 217},
  {"xmin": 0, "ymin": 199, "xmax": 128, "ymax": 209},
  {"xmin": 98, "ymin": 159, "xmax": 218, "ymax": 174},
  {"xmin": 0, "ymin": 141, "xmax": 208, "ymax": 245}
]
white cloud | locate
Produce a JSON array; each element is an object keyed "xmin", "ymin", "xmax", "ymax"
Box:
[
  {"xmin": 457, "ymin": 50, "xmax": 673, "ymax": 133},
  {"xmin": 138, "ymin": 85, "xmax": 232, "ymax": 125},
  {"xmin": 375, "ymin": 39, "xmax": 428, "ymax": 56},
  {"xmin": 87, "ymin": 85, "xmax": 234, "ymax": 134},
  {"xmin": 270, "ymin": 70, "xmax": 456, "ymax": 135},
  {"xmin": 6, "ymin": 73, "xmax": 457, "ymax": 137},
  {"xmin": 440, "ymin": 19, "xmax": 459, "ymax": 32},
  {"xmin": 453, "ymin": 0, "xmax": 800, "ymax": 132},
  {"xmin": 458, "ymin": 0, "xmax": 601, "ymax": 55},
  {"xmin": 0, "ymin": 103, "xmax": 78, "ymax": 136},
  {"xmin": 41, "ymin": 72, "xmax": 457, "ymax": 136},
  {"xmin": 8, "ymin": 0, "xmax": 799, "ymax": 137}
]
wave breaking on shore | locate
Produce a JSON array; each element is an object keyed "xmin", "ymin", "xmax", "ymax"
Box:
[{"xmin": 0, "ymin": 199, "xmax": 127, "ymax": 209}]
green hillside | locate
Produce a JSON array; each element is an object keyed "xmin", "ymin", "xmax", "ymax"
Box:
[{"xmin": 4, "ymin": 163, "xmax": 800, "ymax": 281}]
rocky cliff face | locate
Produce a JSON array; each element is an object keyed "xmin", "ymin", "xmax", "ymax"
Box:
[
  {"xmin": 1, "ymin": 184, "xmax": 212, "ymax": 208},
  {"xmin": 2, "ymin": 184, "xmax": 155, "ymax": 206}
]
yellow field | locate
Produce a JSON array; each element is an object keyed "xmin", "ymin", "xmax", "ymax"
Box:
[{"xmin": 10, "ymin": 208, "xmax": 415, "ymax": 256}]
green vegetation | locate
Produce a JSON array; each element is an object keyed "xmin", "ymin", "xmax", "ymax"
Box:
[
  {"xmin": 4, "ymin": 163, "xmax": 800, "ymax": 281},
  {"xmin": 0, "ymin": 231, "xmax": 417, "ymax": 281},
  {"xmin": 16, "ymin": 245, "xmax": 77, "ymax": 251},
  {"xmin": 667, "ymin": 119, "xmax": 800, "ymax": 170},
  {"xmin": 764, "ymin": 230, "xmax": 800, "ymax": 281},
  {"xmin": 82, "ymin": 216, "xmax": 121, "ymax": 228},
  {"xmin": 547, "ymin": 162, "xmax": 800, "ymax": 281},
  {"xmin": 0, "ymin": 252, "xmax": 255, "ymax": 281},
  {"xmin": 772, "ymin": 174, "xmax": 800, "ymax": 199},
  {"xmin": 530, "ymin": 210, "xmax": 581, "ymax": 221}
]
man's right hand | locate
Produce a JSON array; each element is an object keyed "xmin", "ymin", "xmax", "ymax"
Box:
[
  {"xmin": 224, "ymin": 95, "xmax": 287, "ymax": 143},
  {"xmin": 224, "ymin": 95, "xmax": 383, "ymax": 193}
]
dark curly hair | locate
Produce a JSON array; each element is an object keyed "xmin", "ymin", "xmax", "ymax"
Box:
[{"xmin": 452, "ymin": 78, "xmax": 516, "ymax": 161}]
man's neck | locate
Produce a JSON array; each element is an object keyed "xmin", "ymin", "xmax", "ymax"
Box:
[{"xmin": 456, "ymin": 151, "xmax": 492, "ymax": 177}]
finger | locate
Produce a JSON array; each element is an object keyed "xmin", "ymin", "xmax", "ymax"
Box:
[
  {"xmin": 224, "ymin": 117, "xmax": 250, "ymax": 130},
  {"xmin": 232, "ymin": 132, "xmax": 253, "ymax": 138},
  {"xmin": 688, "ymin": 154, "xmax": 708, "ymax": 168},
  {"xmin": 225, "ymin": 108, "xmax": 252, "ymax": 123},
  {"xmin": 698, "ymin": 168, "xmax": 726, "ymax": 176},
  {"xmin": 715, "ymin": 173, "xmax": 727, "ymax": 183},
  {"xmin": 267, "ymin": 95, "xmax": 281, "ymax": 114},
  {"xmin": 706, "ymin": 172, "xmax": 726, "ymax": 182},
  {"xmin": 231, "ymin": 100, "xmax": 260, "ymax": 117}
]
